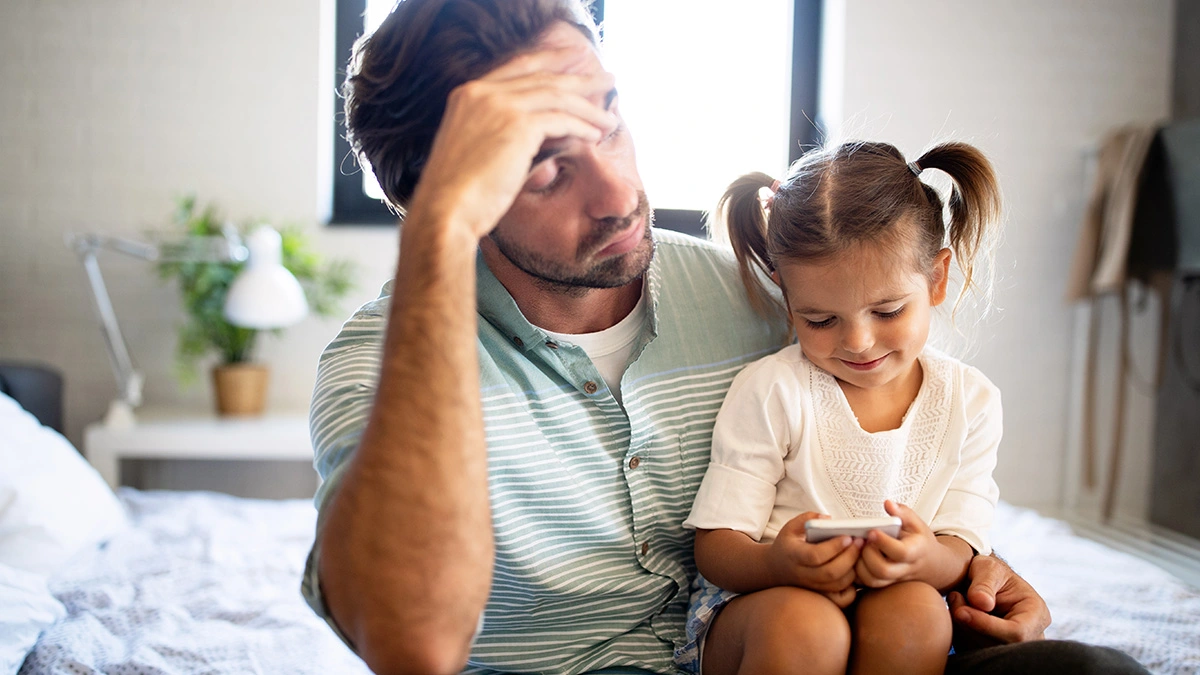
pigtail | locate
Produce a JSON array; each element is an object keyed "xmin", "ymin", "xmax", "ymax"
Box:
[
  {"xmin": 708, "ymin": 172, "xmax": 783, "ymax": 319},
  {"xmin": 913, "ymin": 142, "xmax": 1003, "ymax": 311}
]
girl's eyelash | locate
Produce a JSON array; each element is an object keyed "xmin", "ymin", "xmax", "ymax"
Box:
[
  {"xmin": 805, "ymin": 317, "xmax": 835, "ymax": 329},
  {"xmin": 804, "ymin": 307, "xmax": 903, "ymax": 329}
]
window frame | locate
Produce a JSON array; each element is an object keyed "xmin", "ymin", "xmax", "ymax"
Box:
[{"xmin": 328, "ymin": 0, "xmax": 822, "ymax": 233}]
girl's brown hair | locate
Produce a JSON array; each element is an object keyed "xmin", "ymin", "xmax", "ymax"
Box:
[{"xmin": 712, "ymin": 141, "xmax": 1002, "ymax": 321}]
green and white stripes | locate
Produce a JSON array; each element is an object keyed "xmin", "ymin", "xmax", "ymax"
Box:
[{"xmin": 305, "ymin": 230, "xmax": 788, "ymax": 674}]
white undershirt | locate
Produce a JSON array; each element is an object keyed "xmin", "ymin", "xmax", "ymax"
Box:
[{"xmin": 542, "ymin": 294, "xmax": 646, "ymax": 405}]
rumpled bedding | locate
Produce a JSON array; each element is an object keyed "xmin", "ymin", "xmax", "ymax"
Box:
[
  {"xmin": 17, "ymin": 492, "xmax": 1200, "ymax": 674},
  {"xmin": 991, "ymin": 502, "xmax": 1200, "ymax": 674},
  {"xmin": 20, "ymin": 489, "xmax": 369, "ymax": 675}
]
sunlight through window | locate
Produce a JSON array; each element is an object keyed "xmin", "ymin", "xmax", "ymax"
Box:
[{"xmin": 359, "ymin": 0, "xmax": 794, "ymax": 211}]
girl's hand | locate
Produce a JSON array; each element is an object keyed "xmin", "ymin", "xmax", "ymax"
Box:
[
  {"xmin": 854, "ymin": 500, "xmax": 939, "ymax": 588},
  {"xmin": 767, "ymin": 512, "xmax": 863, "ymax": 594}
]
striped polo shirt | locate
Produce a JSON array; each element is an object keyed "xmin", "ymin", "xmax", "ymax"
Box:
[{"xmin": 303, "ymin": 229, "xmax": 789, "ymax": 674}]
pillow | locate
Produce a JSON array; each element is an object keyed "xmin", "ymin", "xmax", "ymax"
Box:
[
  {"xmin": 0, "ymin": 562, "xmax": 65, "ymax": 675},
  {"xmin": 0, "ymin": 392, "xmax": 127, "ymax": 575}
]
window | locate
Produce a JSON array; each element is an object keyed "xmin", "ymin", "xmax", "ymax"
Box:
[{"xmin": 329, "ymin": 0, "xmax": 821, "ymax": 234}]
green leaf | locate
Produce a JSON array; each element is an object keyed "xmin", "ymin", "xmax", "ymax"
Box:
[{"xmin": 156, "ymin": 196, "xmax": 357, "ymax": 384}]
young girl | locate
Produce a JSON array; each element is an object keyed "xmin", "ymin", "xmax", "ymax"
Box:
[{"xmin": 678, "ymin": 141, "xmax": 1004, "ymax": 675}]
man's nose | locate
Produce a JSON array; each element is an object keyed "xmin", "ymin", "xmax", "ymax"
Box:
[{"xmin": 584, "ymin": 153, "xmax": 640, "ymax": 222}]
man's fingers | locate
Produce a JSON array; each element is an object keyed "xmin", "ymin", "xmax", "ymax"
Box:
[
  {"xmin": 966, "ymin": 580, "xmax": 998, "ymax": 613},
  {"xmin": 950, "ymin": 604, "xmax": 1026, "ymax": 644},
  {"xmin": 481, "ymin": 43, "xmax": 595, "ymax": 82}
]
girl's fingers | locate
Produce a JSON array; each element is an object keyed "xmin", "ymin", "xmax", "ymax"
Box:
[
  {"xmin": 886, "ymin": 500, "xmax": 931, "ymax": 536},
  {"xmin": 856, "ymin": 543, "xmax": 899, "ymax": 588},
  {"xmin": 854, "ymin": 558, "xmax": 879, "ymax": 588},
  {"xmin": 824, "ymin": 587, "xmax": 857, "ymax": 609},
  {"xmin": 866, "ymin": 527, "xmax": 910, "ymax": 562},
  {"xmin": 797, "ymin": 535, "xmax": 855, "ymax": 567}
]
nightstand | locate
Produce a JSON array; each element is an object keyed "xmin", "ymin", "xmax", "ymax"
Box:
[{"xmin": 84, "ymin": 408, "xmax": 314, "ymax": 489}]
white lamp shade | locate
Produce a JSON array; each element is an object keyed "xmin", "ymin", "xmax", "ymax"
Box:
[{"xmin": 223, "ymin": 227, "xmax": 309, "ymax": 329}]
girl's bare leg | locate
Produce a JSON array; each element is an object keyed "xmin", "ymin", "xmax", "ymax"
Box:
[
  {"xmin": 851, "ymin": 581, "xmax": 951, "ymax": 675},
  {"xmin": 702, "ymin": 586, "xmax": 851, "ymax": 675}
]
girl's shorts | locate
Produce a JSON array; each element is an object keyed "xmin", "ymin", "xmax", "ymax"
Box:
[{"xmin": 673, "ymin": 574, "xmax": 739, "ymax": 674}]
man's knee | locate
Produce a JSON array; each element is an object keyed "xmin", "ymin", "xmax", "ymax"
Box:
[{"xmin": 946, "ymin": 640, "xmax": 1150, "ymax": 675}]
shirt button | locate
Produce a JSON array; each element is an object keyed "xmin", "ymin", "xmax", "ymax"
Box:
[
  {"xmin": 546, "ymin": 341, "xmax": 558, "ymax": 350},
  {"xmin": 641, "ymin": 542, "xmax": 649, "ymax": 556},
  {"xmin": 628, "ymin": 456, "xmax": 640, "ymax": 470},
  {"xmin": 583, "ymin": 381, "xmax": 598, "ymax": 394},
  {"xmin": 513, "ymin": 336, "xmax": 524, "ymax": 348}
]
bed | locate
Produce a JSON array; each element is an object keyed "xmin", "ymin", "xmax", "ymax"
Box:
[{"xmin": 3, "ymin": 365, "xmax": 1199, "ymax": 675}]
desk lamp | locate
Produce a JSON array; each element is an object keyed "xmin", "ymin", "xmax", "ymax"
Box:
[{"xmin": 67, "ymin": 226, "xmax": 308, "ymax": 427}]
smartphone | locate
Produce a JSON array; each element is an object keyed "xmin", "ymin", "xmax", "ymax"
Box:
[{"xmin": 804, "ymin": 516, "xmax": 902, "ymax": 543}]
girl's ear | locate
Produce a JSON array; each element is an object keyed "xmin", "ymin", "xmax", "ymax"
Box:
[
  {"xmin": 770, "ymin": 270, "xmax": 781, "ymax": 286},
  {"xmin": 930, "ymin": 248, "xmax": 952, "ymax": 306}
]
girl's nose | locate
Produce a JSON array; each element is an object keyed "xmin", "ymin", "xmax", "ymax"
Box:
[{"xmin": 841, "ymin": 321, "xmax": 874, "ymax": 355}]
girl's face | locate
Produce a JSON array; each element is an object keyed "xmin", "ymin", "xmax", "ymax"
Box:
[{"xmin": 776, "ymin": 242, "xmax": 951, "ymax": 396}]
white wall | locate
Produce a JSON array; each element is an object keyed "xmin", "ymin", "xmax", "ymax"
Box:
[
  {"xmin": 0, "ymin": 0, "xmax": 397, "ymax": 496},
  {"xmin": 821, "ymin": 0, "xmax": 1175, "ymax": 510},
  {"xmin": 0, "ymin": 1, "xmax": 1176, "ymax": 505}
]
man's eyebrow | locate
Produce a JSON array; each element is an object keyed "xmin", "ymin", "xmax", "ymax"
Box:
[
  {"xmin": 530, "ymin": 145, "xmax": 567, "ymax": 168},
  {"xmin": 604, "ymin": 87, "xmax": 618, "ymax": 111}
]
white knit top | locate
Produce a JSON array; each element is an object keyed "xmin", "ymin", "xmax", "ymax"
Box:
[{"xmin": 683, "ymin": 344, "xmax": 1001, "ymax": 555}]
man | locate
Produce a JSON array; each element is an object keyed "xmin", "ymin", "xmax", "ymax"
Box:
[{"xmin": 303, "ymin": 1, "xmax": 1148, "ymax": 673}]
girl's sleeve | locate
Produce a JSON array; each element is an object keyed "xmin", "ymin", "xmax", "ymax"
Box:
[
  {"xmin": 682, "ymin": 356, "xmax": 801, "ymax": 542},
  {"xmin": 929, "ymin": 366, "xmax": 1002, "ymax": 555}
]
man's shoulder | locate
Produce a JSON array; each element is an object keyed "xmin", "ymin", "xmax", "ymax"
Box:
[
  {"xmin": 649, "ymin": 229, "xmax": 744, "ymax": 293},
  {"xmin": 652, "ymin": 228, "xmax": 736, "ymax": 264},
  {"xmin": 353, "ymin": 280, "xmax": 394, "ymax": 318}
]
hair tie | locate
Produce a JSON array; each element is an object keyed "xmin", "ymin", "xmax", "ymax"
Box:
[
  {"xmin": 908, "ymin": 161, "xmax": 922, "ymax": 176},
  {"xmin": 765, "ymin": 179, "xmax": 781, "ymax": 210}
]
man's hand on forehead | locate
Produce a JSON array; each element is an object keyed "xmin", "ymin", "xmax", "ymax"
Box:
[
  {"xmin": 410, "ymin": 26, "xmax": 620, "ymax": 239},
  {"xmin": 529, "ymin": 86, "xmax": 618, "ymax": 169}
]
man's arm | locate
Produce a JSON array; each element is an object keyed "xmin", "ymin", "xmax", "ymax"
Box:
[
  {"xmin": 948, "ymin": 553, "xmax": 1051, "ymax": 649},
  {"xmin": 314, "ymin": 46, "xmax": 617, "ymax": 675}
]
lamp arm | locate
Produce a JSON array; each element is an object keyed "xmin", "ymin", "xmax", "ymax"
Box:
[
  {"xmin": 65, "ymin": 229, "xmax": 259, "ymax": 426},
  {"xmin": 74, "ymin": 245, "xmax": 144, "ymax": 417}
]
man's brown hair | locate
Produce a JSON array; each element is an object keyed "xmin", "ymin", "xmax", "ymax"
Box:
[{"xmin": 343, "ymin": 0, "xmax": 598, "ymax": 212}]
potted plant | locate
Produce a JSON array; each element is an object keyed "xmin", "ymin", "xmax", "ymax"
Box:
[{"xmin": 156, "ymin": 196, "xmax": 355, "ymax": 415}]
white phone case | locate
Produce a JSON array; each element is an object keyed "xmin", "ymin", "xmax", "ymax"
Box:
[{"xmin": 804, "ymin": 516, "xmax": 902, "ymax": 542}]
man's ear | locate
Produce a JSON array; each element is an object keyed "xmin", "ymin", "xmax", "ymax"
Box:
[{"xmin": 930, "ymin": 248, "xmax": 952, "ymax": 306}]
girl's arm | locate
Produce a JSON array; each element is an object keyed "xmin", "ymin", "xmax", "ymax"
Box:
[{"xmin": 695, "ymin": 515, "xmax": 862, "ymax": 596}]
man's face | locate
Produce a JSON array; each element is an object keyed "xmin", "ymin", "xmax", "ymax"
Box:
[{"xmin": 484, "ymin": 22, "xmax": 653, "ymax": 293}]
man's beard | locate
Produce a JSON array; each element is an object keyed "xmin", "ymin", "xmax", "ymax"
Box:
[{"xmin": 489, "ymin": 191, "xmax": 656, "ymax": 296}]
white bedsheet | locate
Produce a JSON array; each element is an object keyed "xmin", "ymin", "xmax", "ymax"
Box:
[
  {"xmin": 21, "ymin": 490, "xmax": 369, "ymax": 675},
  {"xmin": 991, "ymin": 501, "xmax": 1200, "ymax": 674},
  {"xmin": 18, "ymin": 492, "xmax": 1200, "ymax": 674}
]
